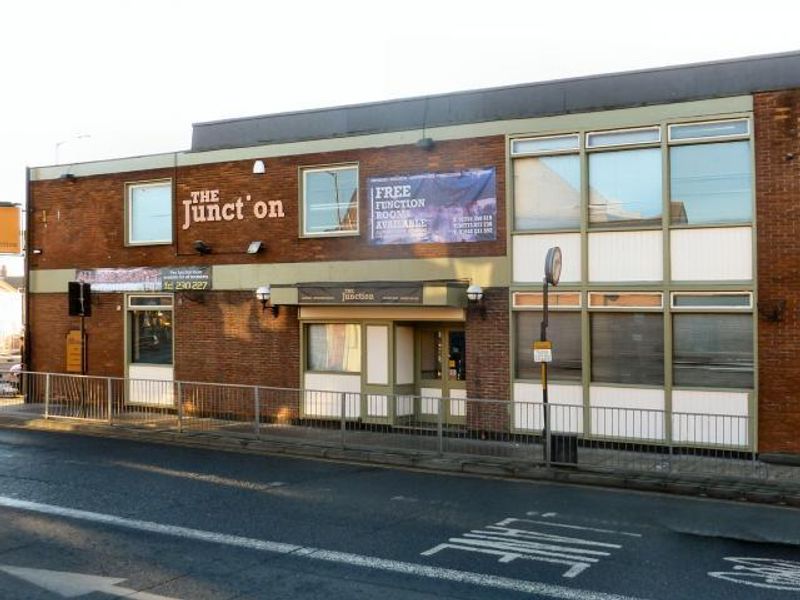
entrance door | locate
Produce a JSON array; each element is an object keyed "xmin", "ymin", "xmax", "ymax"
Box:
[
  {"xmin": 127, "ymin": 295, "xmax": 174, "ymax": 406},
  {"xmin": 417, "ymin": 325, "xmax": 466, "ymax": 423}
]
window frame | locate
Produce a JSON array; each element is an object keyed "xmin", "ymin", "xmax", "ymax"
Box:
[
  {"xmin": 300, "ymin": 163, "xmax": 360, "ymax": 238},
  {"xmin": 667, "ymin": 118, "xmax": 750, "ymax": 144},
  {"xmin": 125, "ymin": 179, "xmax": 173, "ymax": 246},
  {"xmin": 305, "ymin": 322, "xmax": 362, "ymax": 374}
]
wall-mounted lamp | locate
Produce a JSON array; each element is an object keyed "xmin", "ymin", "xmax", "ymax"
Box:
[
  {"xmin": 61, "ymin": 173, "xmax": 76, "ymax": 182},
  {"xmin": 466, "ymin": 284, "xmax": 486, "ymax": 318},
  {"xmin": 255, "ymin": 284, "xmax": 279, "ymax": 317},
  {"xmin": 193, "ymin": 240, "xmax": 212, "ymax": 255},
  {"xmin": 31, "ymin": 248, "xmax": 43, "ymax": 255},
  {"xmin": 416, "ymin": 137, "xmax": 435, "ymax": 150},
  {"xmin": 252, "ymin": 160, "xmax": 266, "ymax": 174},
  {"xmin": 247, "ymin": 240, "xmax": 264, "ymax": 254}
]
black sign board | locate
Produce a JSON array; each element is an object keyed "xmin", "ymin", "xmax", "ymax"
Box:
[
  {"xmin": 161, "ymin": 266, "xmax": 211, "ymax": 291},
  {"xmin": 68, "ymin": 281, "xmax": 91, "ymax": 316},
  {"xmin": 299, "ymin": 283, "xmax": 423, "ymax": 305}
]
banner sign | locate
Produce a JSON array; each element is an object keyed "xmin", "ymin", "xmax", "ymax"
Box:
[
  {"xmin": 77, "ymin": 266, "xmax": 211, "ymax": 292},
  {"xmin": 299, "ymin": 283, "xmax": 423, "ymax": 305},
  {"xmin": 0, "ymin": 205, "xmax": 21, "ymax": 255},
  {"xmin": 368, "ymin": 168, "xmax": 496, "ymax": 245}
]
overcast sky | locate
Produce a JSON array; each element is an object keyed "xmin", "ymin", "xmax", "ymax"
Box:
[{"xmin": 1, "ymin": 0, "xmax": 798, "ymax": 274}]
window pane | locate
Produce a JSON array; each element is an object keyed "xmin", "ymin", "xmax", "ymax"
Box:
[
  {"xmin": 420, "ymin": 329, "xmax": 442, "ymax": 380},
  {"xmin": 514, "ymin": 155, "xmax": 581, "ymax": 230},
  {"xmin": 448, "ymin": 330, "xmax": 466, "ymax": 381},
  {"xmin": 304, "ymin": 167, "xmax": 358, "ymax": 235},
  {"xmin": 670, "ymin": 120, "xmax": 748, "ymax": 141},
  {"xmin": 587, "ymin": 128, "xmax": 659, "ymax": 148},
  {"xmin": 516, "ymin": 312, "xmax": 582, "ymax": 381},
  {"xmin": 672, "ymin": 293, "xmax": 751, "ymax": 308},
  {"xmin": 673, "ymin": 314, "xmax": 753, "ymax": 388},
  {"xmin": 670, "ymin": 141, "xmax": 752, "ymax": 225},
  {"xmin": 588, "ymin": 293, "xmax": 662, "ymax": 309},
  {"xmin": 591, "ymin": 313, "xmax": 663, "ymax": 385},
  {"xmin": 129, "ymin": 183, "xmax": 172, "ymax": 243},
  {"xmin": 130, "ymin": 310, "xmax": 173, "ymax": 365},
  {"xmin": 589, "ymin": 148, "xmax": 662, "ymax": 227},
  {"xmin": 512, "ymin": 135, "xmax": 579, "ymax": 155},
  {"xmin": 307, "ymin": 324, "xmax": 361, "ymax": 372}
]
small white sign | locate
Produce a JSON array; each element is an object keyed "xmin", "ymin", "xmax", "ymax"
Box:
[{"xmin": 534, "ymin": 349, "xmax": 553, "ymax": 363}]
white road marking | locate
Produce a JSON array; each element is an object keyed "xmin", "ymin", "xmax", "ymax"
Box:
[
  {"xmin": 112, "ymin": 461, "xmax": 285, "ymax": 492},
  {"xmin": 422, "ymin": 516, "xmax": 632, "ymax": 578},
  {"xmin": 0, "ymin": 496, "xmax": 648, "ymax": 600},
  {"xmin": 708, "ymin": 557, "xmax": 800, "ymax": 591},
  {"xmin": 0, "ymin": 565, "xmax": 181, "ymax": 599},
  {"xmin": 501, "ymin": 517, "xmax": 642, "ymax": 538}
]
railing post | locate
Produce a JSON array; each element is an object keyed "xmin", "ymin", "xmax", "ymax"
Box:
[
  {"xmin": 340, "ymin": 392, "xmax": 347, "ymax": 449},
  {"xmin": 176, "ymin": 381, "xmax": 183, "ymax": 433},
  {"xmin": 544, "ymin": 402, "xmax": 551, "ymax": 469},
  {"xmin": 44, "ymin": 373, "xmax": 51, "ymax": 419},
  {"xmin": 254, "ymin": 386, "xmax": 260, "ymax": 438},
  {"xmin": 107, "ymin": 377, "xmax": 113, "ymax": 425},
  {"xmin": 437, "ymin": 396, "xmax": 444, "ymax": 456}
]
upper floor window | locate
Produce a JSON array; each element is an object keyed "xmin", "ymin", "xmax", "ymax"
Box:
[
  {"xmin": 668, "ymin": 120, "xmax": 752, "ymax": 226},
  {"xmin": 302, "ymin": 165, "xmax": 359, "ymax": 236},
  {"xmin": 126, "ymin": 180, "xmax": 172, "ymax": 245}
]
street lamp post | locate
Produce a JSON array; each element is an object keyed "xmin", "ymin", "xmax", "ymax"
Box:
[{"xmin": 537, "ymin": 246, "xmax": 562, "ymax": 466}]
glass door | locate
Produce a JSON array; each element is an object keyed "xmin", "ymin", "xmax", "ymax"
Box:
[
  {"xmin": 417, "ymin": 325, "xmax": 466, "ymax": 423},
  {"xmin": 127, "ymin": 295, "xmax": 174, "ymax": 406}
]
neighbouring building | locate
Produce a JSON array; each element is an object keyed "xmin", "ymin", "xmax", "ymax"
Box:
[{"xmin": 25, "ymin": 52, "xmax": 800, "ymax": 455}]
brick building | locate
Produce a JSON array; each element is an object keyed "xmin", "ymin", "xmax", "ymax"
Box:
[{"xmin": 25, "ymin": 51, "xmax": 800, "ymax": 454}]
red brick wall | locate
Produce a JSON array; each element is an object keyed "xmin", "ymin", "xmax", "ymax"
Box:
[
  {"xmin": 174, "ymin": 291, "xmax": 299, "ymax": 389},
  {"xmin": 29, "ymin": 293, "xmax": 124, "ymax": 377},
  {"xmin": 29, "ymin": 137, "xmax": 505, "ymax": 271},
  {"xmin": 466, "ymin": 288, "xmax": 510, "ymax": 431},
  {"xmin": 755, "ymin": 89, "xmax": 800, "ymax": 454}
]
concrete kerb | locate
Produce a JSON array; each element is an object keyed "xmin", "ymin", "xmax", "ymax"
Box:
[{"xmin": 1, "ymin": 412, "xmax": 799, "ymax": 509}]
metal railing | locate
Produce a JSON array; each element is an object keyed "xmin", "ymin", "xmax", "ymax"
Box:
[{"xmin": 4, "ymin": 371, "xmax": 792, "ymax": 485}]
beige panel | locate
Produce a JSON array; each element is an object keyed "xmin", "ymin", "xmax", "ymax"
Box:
[
  {"xmin": 29, "ymin": 269, "xmax": 75, "ymax": 293},
  {"xmin": 449, "ymin": 388, "xmax": 467, "ymax": 417},
  {"xmin": 420, "ymin": 387, "xmax": 442, "ymax": 415},
  {"xmin": 213, "ymin": 257, "xmax": 508, "ymax": 290},
  {"xmin": 303, "ymin": 373, "xmax": 361, "ymax": 418},
  {"xmin": 31, "ymin": 96, "xmax": 752, "ymax": 181},
  {"xmin": 513, "ymin": 382, "xmax": 583, "ymax": 433},
  {"xmin": 366, "ymin": 325, "xmax": 389, "ymax": 385},
  {"xmin": 127, "ymin": 365, "xmax": 175, "ymax": 407},
  {"xmin": 300, "ymin": 306, "xmax": 464, "ymax": 321},
  {"xmin": 395, "ymin": 326, "xmax": 415, "ymax": 385},
  {"xmin": 671, "ymin": 227, "xmax": 752, "ymax": 281},
  {"xmin": 589, "ymin": 230, "xmax": 663, "ymax": 282},
  {"xmin": 672, "ymin": 389, "xmax": 750, "ymax": 447},
  {"xmin": 367, "ymin": 394, "xmax": 389, "ymax": 417},
  {"xmin": 589, "ymin": 386, "xmax": 665, "ymax": 440},
  {"xmin": 513, "ymin": 233, "xmax": 581, "ymax": 283}
]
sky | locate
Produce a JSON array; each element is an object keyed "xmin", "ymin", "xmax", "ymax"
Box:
[{"xmin": 1, "ymin": 0, "xmax": 798, "ymax": 275}]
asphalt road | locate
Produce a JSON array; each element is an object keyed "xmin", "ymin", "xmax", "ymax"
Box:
[{"xmin": 0, "ymin": 428, "xmax": 798, "ymax": 599}]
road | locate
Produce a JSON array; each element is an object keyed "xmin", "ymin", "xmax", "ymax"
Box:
[{"xmin": 0, "ymin": 428, "xmax": 798, "ymax": 599}]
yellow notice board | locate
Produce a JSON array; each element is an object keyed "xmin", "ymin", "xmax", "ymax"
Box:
[
  {"xmin": 0, "ymin": 206, "xmax": 21, "ymax": 255},
  {"xmin": 66, "ymin": 330, "xmax": 84, "ymax": 373}
]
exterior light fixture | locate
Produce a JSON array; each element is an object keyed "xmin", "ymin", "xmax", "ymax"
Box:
[
  {"xmin": 193, "ymin": 240, "xmax": 212, "ymax": 255},
  {"xmin": 61, "ymin": 173, "xmax": 76, "ymax": 181},
  {"xmin": 416, "ymin": 137, "xmax": 434, "ymax": 150},
  {"xmin": 466, "ymin": 283, "xmax": 486, "ymax": 318},
  {"xmin": 255, "ymin": 285, "xmax": 279, "ymax": 317},
  {"xmin": 252, "ymin": 160, "xmax": 266, "ymax": 174},
  {"xmin": 247, "ymin": 240, "xmax": 264, "ymax": 254}
]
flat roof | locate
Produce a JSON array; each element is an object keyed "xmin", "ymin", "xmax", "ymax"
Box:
[{"xmin": 191, "ymin": 51, "xmax": 800, "ymax": 152}]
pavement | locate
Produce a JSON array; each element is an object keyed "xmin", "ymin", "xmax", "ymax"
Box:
[{"xmin": 1, "ymin": 397, "xmax": 799, "ymax": 509}]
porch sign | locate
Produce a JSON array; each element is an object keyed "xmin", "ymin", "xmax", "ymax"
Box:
[
  {"xmin": 77, "ymin": 267, "xmax": 211, "ymax": 292},
  {"xmin": 299, "ymin": 283, "xmax": 423, "ymax": 305},
  {"xmin": 65, "ymin": 330, "xmax": 84, "ymax": 373},
  {"xmin": 368, "ymin": 168, "xmax": 496, "ymax": 245}
]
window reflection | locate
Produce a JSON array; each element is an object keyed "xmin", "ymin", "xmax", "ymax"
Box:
[
  {"xmin": 130, "ymin": 310, "xmax": 173, "ymax": 365},
  {"xmin": 589, "ymin": 148, "xmax": 662, "ymax": 227}
]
